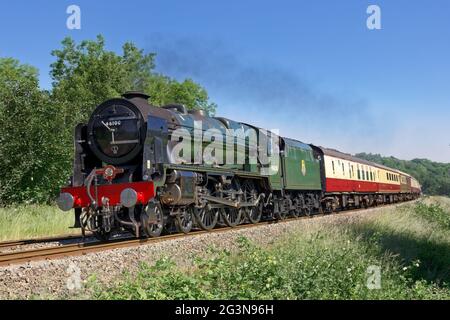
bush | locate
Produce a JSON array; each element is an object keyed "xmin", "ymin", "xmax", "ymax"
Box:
[
  {"xmin": 91, "ymin": 230, "xmax": 449, "ymax": 300},
  {"xmin": 414, "ymin": 202, "xmax": 450, "ymax": 230}
]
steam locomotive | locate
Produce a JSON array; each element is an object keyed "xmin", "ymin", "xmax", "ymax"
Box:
[{"xmin": 57, "ymin": 92, "xmax": 421, "ymax": 240}]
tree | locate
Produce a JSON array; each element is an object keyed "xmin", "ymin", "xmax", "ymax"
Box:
[
  {"xmin": 147, "ymin": 75, "xmax": 217, "ymax": 115},
  {"xmin": 0, "ymin": 36, "xmax": 218, "ymax": 205},
  {"xmin": 0, "ymin": 58, "xmax": 67, "ymax": 204},
  {"xmin": 51, "ymin": 35, "xmax": 216, "ymax": 127}
]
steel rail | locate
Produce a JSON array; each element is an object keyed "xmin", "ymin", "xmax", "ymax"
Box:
[{"xmin": 0, "ymin": 233, "xmax": 88, "ymax": 249}]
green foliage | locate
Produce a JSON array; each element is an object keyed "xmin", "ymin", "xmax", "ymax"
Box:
[
  {"xmin": 51, "ymin": 35, "xmax": 216, "ymax": 125},
  {"xmin": 356, "ymin": 152, "xmax": 450, "ymax": 196},
  {"xmin": 91, "ymin": 203, "xmax": 450, "ymax": 300},
  {"xmin": 414, "ymin": 202, "xmax": 450, "ymax": 230},
  {"xmin": 148, "ymin": 75, "xmax": 217, "ymax": 115},
  {"xmin": 0, "ymin": 36, "xmax": 216, "ymax": 204},
  {"xmin": 51, "ymin": 36, "xmax": 153, "ymax": 125},
  {"xmin": 92, "ymin": 235, "xmax": 448, "ymax": 300},
  {"xmin": 0, "ymin": 58, "xmax": 67, "ymax": 203}
]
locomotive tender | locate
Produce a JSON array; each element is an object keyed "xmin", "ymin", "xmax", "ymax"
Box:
[{"xmin": 57, "ymin": 92, "xmax": 421, "ymax": 240}]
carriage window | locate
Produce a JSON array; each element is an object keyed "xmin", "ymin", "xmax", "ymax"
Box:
[
  {"xmin": 358, "ymin": 169, "xmax": 361, "ymax": 180},
  {"xmin": 342, "ymin": 163, "xmax": 345, "ymax": 175},
  {"xmin": 332, "ymin": 161, "xmax": 335, "ymax": 174}
]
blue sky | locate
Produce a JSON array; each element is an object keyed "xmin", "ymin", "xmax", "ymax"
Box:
[{"xmin": 1, "ymin": 0, "xmax": 449, "ymax": 162}]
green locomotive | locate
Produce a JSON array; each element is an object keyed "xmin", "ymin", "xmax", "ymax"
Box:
[{"xmin": 57, "ymin": 92, "xmax": 323, "ymax": 239}]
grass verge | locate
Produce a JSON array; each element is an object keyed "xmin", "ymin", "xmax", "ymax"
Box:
[
  {"xmin": 0, "ymin": 204, "xmax": 77, "ymax": 241},
  {"xmin": 89, "ymin": 198, "xmax": 450, "ymax": 300}
]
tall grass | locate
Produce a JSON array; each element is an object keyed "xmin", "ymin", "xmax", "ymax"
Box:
[
  {"xmin": 0, "ymin": 205, "xmax": 78, "ymax": 241},
  {"xmin": 89, "ymin": 198, "xmax": 450, "ymax": 300}
]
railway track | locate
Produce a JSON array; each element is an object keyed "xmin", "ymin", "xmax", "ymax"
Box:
[
  {"xmin": 0, "ymin": 233, "xmax": 86, "ymax": 250},
  {"xmin": 0, "ymin": 201, "xmax": 414, "ymax": 267}
]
